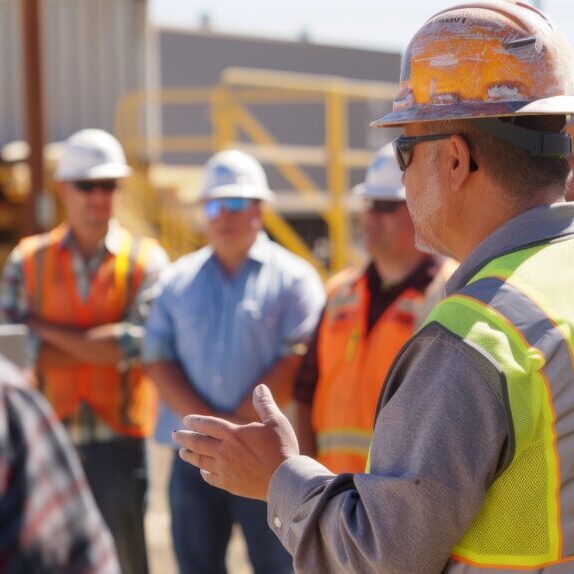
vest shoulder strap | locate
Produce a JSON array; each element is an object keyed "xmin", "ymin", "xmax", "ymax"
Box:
[
  {"xmin": 18, "ymin": 223, "xmax": 67, "ymax": 259},
  {"xmin": 326, "ymin": 267, "xmax": 364, "ymax": 298},
  {"xmin": 117, "ymin": 231, "xmax": 160, "ymax": 304}
]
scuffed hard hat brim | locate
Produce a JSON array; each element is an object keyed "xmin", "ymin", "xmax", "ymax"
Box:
[
  {"xmin": 371, "ymin": 96, "xmax": 574, "ymax": 128},
  {"xmin": 198, "ymin": 184, "xmax": 276, "ymax": 203},
  {"xmin": 352, "ymin": 182, "xmax": 406, "ymax": 201},
  {"xmin": 56, "ymin": 163, "xmax": 132, "ymax": 182}
]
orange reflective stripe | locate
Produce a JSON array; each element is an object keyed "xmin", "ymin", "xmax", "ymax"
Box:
[{"xmin": 449, "ymin": 553, "xmax": 574, "ymax": 572}]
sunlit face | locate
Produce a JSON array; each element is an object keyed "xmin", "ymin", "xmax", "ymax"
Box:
[
  {"xmin": 359, "ymin": 200, "xmax": 415, "ymax": 259},
  {"xmin": 205, "ymin": 197, "xmax": 262, "ymax": 255},
  {"xmin": 402, "ymin": 124, "xmax": 451, "ymax": 256},
  {"xmin": 60, "ymin": 179, "xmax": 118, "ymax": 232}
]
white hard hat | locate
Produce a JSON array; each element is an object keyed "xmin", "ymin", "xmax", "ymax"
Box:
[
  {"xmin": 55, "ymin": 129, "xmax": 131, "ymax": 182},
  {"xmin": 199, "ymin": 150, "xmax": 275, "ymax": 202},
  {"xmin": 352, "ymin": 143, "xmax": 405, "ymax": 201}
]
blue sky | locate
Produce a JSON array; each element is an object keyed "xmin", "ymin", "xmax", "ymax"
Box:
[{"xmin": 150, "ymin": 0, "xmax": 574, "ymax": 54}]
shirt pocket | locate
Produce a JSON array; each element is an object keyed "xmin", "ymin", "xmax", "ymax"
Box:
[
  {"xmin": 173, "ymin": 306, "xmax": 209, "ymax": 353},
  {"xmin": 236, "ymin": 299, "xmax": 278, "ymax": 342}
]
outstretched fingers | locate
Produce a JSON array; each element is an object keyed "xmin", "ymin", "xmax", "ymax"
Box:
[
  {"xmin": 175, "ymin": 449, "xmax": 223, "ymax": 489},
  {"xmin": 178, "ymin": 445, "xmax": 217, "ymax": 472},
  {"xmin": 172, "ymin": 430, "xmax": 221, "ymax": 458},
  {"xmin": 183, "ymin": 414, "xmax": 236, "ymax": 438}
]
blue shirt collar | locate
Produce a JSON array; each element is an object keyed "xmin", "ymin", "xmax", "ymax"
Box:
[
  {"xmin": 207, "ymin": 231, "xmax": 271, "ymax": 269},
  {"xmin": 246, "ymin": 232, "xmax": 272, "ymax": 264}
]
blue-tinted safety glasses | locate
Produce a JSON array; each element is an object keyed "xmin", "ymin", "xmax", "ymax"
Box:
[{"xmin": 203, "ymin": 197, "xmax": 253, "ymax": 220}]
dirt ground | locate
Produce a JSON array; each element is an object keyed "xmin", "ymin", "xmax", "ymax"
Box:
[{"xmin": 145, "ymin": 442, "xmax": 252, "ymax": 574}]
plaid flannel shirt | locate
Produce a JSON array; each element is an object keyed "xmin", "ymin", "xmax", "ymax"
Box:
[{"xmin": 0, "ymin": 354, "xmax": 120, "ymax": 572}]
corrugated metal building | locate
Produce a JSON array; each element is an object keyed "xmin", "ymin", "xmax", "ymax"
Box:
[{"xmin": 0, "ymin": 0, "xmax": 150, "ymax": 147}]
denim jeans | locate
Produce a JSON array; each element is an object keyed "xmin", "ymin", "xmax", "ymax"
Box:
[
  {"xmin": 77, "ymin": 438, "xmax": 149, "ymax": 574},
  {"xmin": 169, "ymin": 452, "xmax": 292, "ymax": 574}
]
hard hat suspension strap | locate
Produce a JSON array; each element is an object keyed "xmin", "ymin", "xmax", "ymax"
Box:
[{"xmin": 469, "ymin": 118, "xmax": 572, "ymax": 158}]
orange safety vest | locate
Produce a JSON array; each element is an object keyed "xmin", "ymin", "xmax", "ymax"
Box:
[
  {"xmin": 312, "ymin": 260, "xmax": 454, "ymax": 474},
  {"xmin": 19, "ymin": 223, "xmax": 158, "ymax": 437}
]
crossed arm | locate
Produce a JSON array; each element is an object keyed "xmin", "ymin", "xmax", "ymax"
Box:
[
  {"xmin": 31, "ymin": 319, "xmax": 124, "ymax": 367},
  {"xmin": 0, "ymin": 241, "xmax": 169, "ymax": 370}
]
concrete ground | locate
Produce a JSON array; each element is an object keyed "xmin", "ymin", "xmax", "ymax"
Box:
[{"xmin": 145, "ymin": 442, "xmax": 252, "ymax": 574}]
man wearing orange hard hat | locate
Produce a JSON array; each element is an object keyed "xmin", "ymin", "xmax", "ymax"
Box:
[{"xmin": 174, "ymin": 3, "xmax": 574, "ymax": 572}]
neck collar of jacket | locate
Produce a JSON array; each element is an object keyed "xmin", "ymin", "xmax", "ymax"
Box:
[{"xmin": 446, "ymin": 203, "xmax": 574, "ymax": 295}]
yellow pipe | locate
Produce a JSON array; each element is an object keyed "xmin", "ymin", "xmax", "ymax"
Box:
[
  {"xmin": 229, "ymin": 102, "xmax": 322, "ymax": 196},
  {"xmin": 221, "ymin": 67, "xmax": 398, "ymax": 100},
  {"xmin": 325, "ymin": 91, "xmax": 349, "ymax": 273},
  {"xmin": 231, "ymin": 89, "xmax": 323, "ymax": 105},
  {"xmin": 211, "ymin": 87, "xmax": 237, "ymax": 151},
  {"xmin": 122, "ymin": 136, "xmax": 214, "ymax": 155}
]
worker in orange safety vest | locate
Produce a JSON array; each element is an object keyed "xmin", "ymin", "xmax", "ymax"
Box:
[{"xmin": 0, "ymin": 129, "xmax": 169, "ymax": 574}]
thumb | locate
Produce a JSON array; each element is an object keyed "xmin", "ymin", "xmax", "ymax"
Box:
[{"xmin": 252, "ymin": 384, "xmax": 281, "ymax": 424}]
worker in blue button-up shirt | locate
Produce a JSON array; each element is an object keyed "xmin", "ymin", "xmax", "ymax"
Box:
[{"xmin": 143, "ymin": 149, "xmax": 325, "ymax": 574}]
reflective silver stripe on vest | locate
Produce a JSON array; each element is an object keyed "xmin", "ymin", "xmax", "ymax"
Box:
[
  {"xmin": 317, "ymin": 431, "xmax": 372, "ymax": 454},
  {"xmin": 459, "ymin": 276, "xmax": 574, "ymax": 558},
  {"xmin": 445, "ymin": 557, "xmax": 574, "ymax": 573}
]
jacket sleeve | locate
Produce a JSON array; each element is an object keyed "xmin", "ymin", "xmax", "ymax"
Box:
[
  {"xmin": 0, "ymin": 356, "xmax": 120, "ymax": 573},
  {"xmin": 267, "ymin": 323, "xmax": 512, "ymax": 574}
]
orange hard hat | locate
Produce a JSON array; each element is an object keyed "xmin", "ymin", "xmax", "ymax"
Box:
[{"xmin": 373, "ymin": 1, "xmax": 574, "ymax": 128}]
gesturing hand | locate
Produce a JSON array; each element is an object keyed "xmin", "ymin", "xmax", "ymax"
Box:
[{"xmin": 172, "ymin": 384, "xmax": 299, "ymax": 500}]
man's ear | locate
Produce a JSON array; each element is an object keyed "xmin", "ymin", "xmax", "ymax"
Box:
[{"xmin": 446, "ymin": 135, "xmax": 474, "ymax": 191}]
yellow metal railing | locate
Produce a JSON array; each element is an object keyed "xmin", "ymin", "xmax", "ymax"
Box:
[{"xmin": 114, "ymin": 68, "xmax": 398, "ymax": 277}]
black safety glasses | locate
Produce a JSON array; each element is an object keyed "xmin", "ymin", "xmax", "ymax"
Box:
[
  {"xmin": 392, "ymin": 134, "xmax": 479, "ymax": 172},
  {"xmin": 392, "ymin": 134, "xmax": 454, "ymax": 172},
  {"xmin": 364, "ymin": 200, "xmax": 404, "ymax": 214},
  {"xmin": 72, "ymin": 180, "xmax": 119, "ymax": 194}
]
